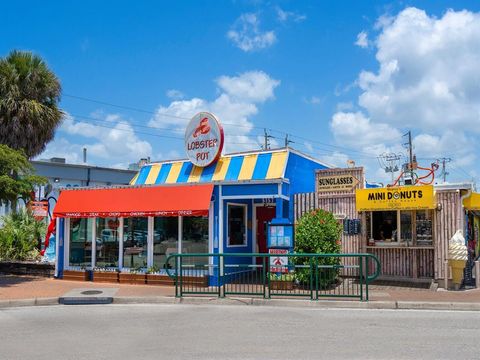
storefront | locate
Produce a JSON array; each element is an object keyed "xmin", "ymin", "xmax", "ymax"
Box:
[
  {"xmin": 53, "ymin": 112, "xmax": 329, "ymax": 283},
  {"xmin": 294, "ymin": 167, "xmax": 477, "ymax": 287}
]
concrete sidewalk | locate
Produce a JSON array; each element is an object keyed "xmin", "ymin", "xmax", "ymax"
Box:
[{"xmin": 1, "ymin": 274, "xmax": 479, "ymax": 310}]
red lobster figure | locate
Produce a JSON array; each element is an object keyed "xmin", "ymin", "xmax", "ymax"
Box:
[{"xmin": 193, "ymin": 117, "xmax": 211, "ymax": 137}]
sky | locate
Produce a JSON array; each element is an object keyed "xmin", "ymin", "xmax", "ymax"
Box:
[{"xmin": 2, "ymin": 0, "xmax": 480, "ymax": 185}]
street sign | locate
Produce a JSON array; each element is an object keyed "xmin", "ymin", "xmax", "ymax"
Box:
[{"xmin": 269, "ymin": 249, "xmax": 288, "ymax": 273}]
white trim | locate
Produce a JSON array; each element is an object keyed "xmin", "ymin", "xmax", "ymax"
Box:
[
  {"xmin": 178, "ymin": 216, "xmax": 183, "ymax": 253},
  {"xmin": 209, "ymin": 202, "xmax": 214, "ymax": 275},
  {"xmin": 91, "ymin": 218, "xmax": 97, "ymax": 268},
  {"xmin": 118, "ymin": 218, "xmax": 124, "ymax": 268},
  {"xmin": 226, "ymin": 202, "xmax": 248, "ymax": 248},
  {"xmin": 219, "ymin": 185, "xmax": 223, "ymax": 254},
  {"xmin": 63, "ymin": 218, "xmax": 70, "ymax": 269},
  {"xmin": 54, "ymin": 217, "xmax": 60, "ymax": 277},
  {"xmin": 147, "ymin": 216, "xmax": 154, "ymax": 267},
  {"xmin": 221, "ymin": 194, "xmax": 289, "ymax": 201}
]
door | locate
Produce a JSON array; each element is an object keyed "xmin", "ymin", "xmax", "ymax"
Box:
[{"xmin": 256, "ymin": 206, "xmax": 276, "ymax": 254}]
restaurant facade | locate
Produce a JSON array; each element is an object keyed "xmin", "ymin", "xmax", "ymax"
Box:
[{"xmin": 52, "ymin": 112, "xmax": 329, "ymax": 283}]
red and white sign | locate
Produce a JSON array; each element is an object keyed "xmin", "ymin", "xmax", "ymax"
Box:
[
  {"xmin": 269, "ymin": 248, "xmax": 289, "ymax": 273},
  {"xmin": 185, "ymin": 112, "xmax": 224, "ymax": 167},
  {"xmin": 30, "ymin": 201, "xmax": 48, "ymax": 220}
]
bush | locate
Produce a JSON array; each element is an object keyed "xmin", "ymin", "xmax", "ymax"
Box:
[
  {"xmin": 293, "ymin": 209, "xmax": 342, "ymax": 287},
  {"xmin": 0, "ymin": 209, "xmax": 46, "ymax": 261}
]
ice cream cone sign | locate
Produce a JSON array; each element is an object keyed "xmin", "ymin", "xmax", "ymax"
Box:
[{"xmin": 448, "ymin": 230, "xmax": 468, "ymax": 287}]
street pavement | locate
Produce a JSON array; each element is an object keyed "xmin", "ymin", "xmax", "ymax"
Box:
[{"xmin": 0, "ymin": 304, "xmax": 479, "ymax": 360}]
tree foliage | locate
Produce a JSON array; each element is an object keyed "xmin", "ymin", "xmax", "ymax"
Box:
[
  {"xmin": 294, "ymin": 209, "xmax": 342, "ymax": 286},
  {"xmin": 0, "ymin": 144, "xmax": 46, "ymax": 206},
  {"xmin": 0, "ymin": 209, "xmax": 45, "ymax": 261},
  {"xmin": 0, "ymin": 50, "xmax": 63, "ymax": 158}
]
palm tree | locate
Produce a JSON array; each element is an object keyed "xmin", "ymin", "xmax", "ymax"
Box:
[{"xmin": 0, "ymin": 50, "xmax": 63, "ymax": 158}]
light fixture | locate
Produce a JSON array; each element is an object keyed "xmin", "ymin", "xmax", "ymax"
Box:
[{"xmin": 54, "ymin": 178, "xmax": 60, "ymax": 183}]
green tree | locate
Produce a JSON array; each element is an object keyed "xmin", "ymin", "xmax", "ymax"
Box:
[
  {"xmin": 293, "ymin": 209, "xmax": 342, "ymax": 287},
  {"xmin": 0, "ymin": 50, "xmax": 63, "ymax": 158},
  {"xmin": 0, "ymin": 144, "xmax": 46, "ymax": 209}
]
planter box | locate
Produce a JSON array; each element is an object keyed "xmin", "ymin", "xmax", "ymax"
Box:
[
  {"xmin": 119, "ymin": 273, "xmax": 146, "ymax": 285},
  {"xmin": 63, "ymin": 270, "xmax": 89, "ymax": 282},
  {"xmin": 93, "ymin": 271, "xmax": 119, "ymax": 283},
  {"xmin": 0, "ymin": 261, "xmax": 55, "ymax": 278},
  {"xmin": 146, "ymin": 274, "xmax": 175, "ymax": 286},
  {"xmin": 182, "ymin": 275, "xmax": 208, "ymax": 287},
  {"xmin": 270, "ymin": 280, "xmax": 294, "ymax": 291}
]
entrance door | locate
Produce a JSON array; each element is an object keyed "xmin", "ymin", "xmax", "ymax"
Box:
[{"xmin": 256, "ymin": 206, "xmax": 276, "ymax": 255}]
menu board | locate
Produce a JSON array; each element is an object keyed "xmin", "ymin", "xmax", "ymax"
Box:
[{"xmin": 268, "ymin": 224, "xmax": 293, "ymax": 248}]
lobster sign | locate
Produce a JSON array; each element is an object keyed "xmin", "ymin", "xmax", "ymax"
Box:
[{"xmin": 185, "ymin": 112, "xmax": 224, "ymax": 167}]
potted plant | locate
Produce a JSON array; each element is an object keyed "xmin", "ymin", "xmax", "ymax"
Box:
[
  {"xmin": 92, "ymin": 267, "xmax": 119, "ymax": 283},
  {"xmin": 145, "ymin": 265, "xmax": 174, "ymax": 286},
  {"xmin": 119, "ymin": 267, "xmax": 146, "ymax": 285},
  {"xmin": 269, "ymin": 272, "xmax": 294, "ymax": 291},
  {"xmin": 63, "ymin": 266, "xmax": 89, "ymax": 281}
]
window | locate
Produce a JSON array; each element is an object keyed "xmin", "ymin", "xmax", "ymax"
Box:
[
  {"xmin": 123, "ymin": 217, "xmax": 148, "ymax": 269},
  {"xmin": 368, "ymin": 210, "xmax": 433, "ymax": 245},
  {"xmin": 227, "ymin": 204, "xmax": 247, "ymax": 247},
  {"xmin": 183, "ymin": 216, "xmax": 209, "ymax": 253},
  {"xmin": 153, "ymin": 217, "xmax": 178, "ymax": 269},
  {"xmin": 69, "ymin": 218, "xmax": 92, "ymax": 267},
  {"xmin": 95, "ymin": 217, "xmax": 119, "ymax": 268}
]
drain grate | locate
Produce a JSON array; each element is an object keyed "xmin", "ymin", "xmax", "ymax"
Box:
[{"xmin": 81, "ymin": 290, "xmax": 103, "ymax": 295}]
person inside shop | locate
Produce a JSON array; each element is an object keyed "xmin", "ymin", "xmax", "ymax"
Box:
[{"xmin": 380, "ymin": 218, "xmax": 394, "ymax": 241}]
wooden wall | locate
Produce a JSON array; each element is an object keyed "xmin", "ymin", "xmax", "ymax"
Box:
[
  {"xmin": 294, "ymin": 167, "xmax": 365, "ymax": 276},
  {"xmin": 434, "ymin": 190, "xmax": 464, "ymax": 280}
]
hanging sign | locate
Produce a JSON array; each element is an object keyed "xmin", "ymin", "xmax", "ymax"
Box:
[
  {"xmin": 29, "ymin": 201, "xmax": 49, "ymax": 220},
  {"xmin": 355, "ymin": 185, "xmax": 435, "ymax": 211},
  {"xmin": 316, "ymin": 174, "xmax": 359, "ymax": 193},
  {"xmin": 185, "ymin": 112, "xmax": 224, "ymax": 167}
]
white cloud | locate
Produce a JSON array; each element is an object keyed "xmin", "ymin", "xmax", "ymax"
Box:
[
  {"xmin": 276, "ymin": 7, "xmax": 306, "ymax": 23},
  {"xmin": 304, "ymin": 96, "xmax": 322, "ymax": 105},
  {"xmin": 41, "ymin": 113, "xmax": 153, "ymax": 168},
  {"xmin": 355, "ymin": 31, "xmax": 369, "ymax": 48},
  {"xmin": 149, "ymin": 70, "xmax": 280, "ymax": 153},
  {"xmin": 166, "ymin": 89, "xmax": 184, "ymax": 100},
  {"xmin": 227, "ymin": 13, "xmax": 277, "ymax": 52},
  {"xmin": 329, "ymin": 7, "xmax": 480, "ymax": 182}
]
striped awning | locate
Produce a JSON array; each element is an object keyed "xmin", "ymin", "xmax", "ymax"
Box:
[{"xmin": 130, "ymin": 150, "xmax": 288, "ymax": 185}]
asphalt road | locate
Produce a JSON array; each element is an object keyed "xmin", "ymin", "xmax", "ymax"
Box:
[{"xmin": 0, "ymin": 304, "xmax": 479, "ymax": 360}]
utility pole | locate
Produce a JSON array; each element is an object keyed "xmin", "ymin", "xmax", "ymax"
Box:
[
  {"xmin": 437, "ymin": 157, "xmax": 452, "ymax": 183},
  {"xmin": 378, "ymin": 153, "xmax": 402, "ymax": 184},
  {"xmin": 284, "ymin": 134, "xmax": 294, "ymax": 148},
  {"xmin": 403, "ymin": 131, "xmax": 414, "ymax": 182},
  {"xmin": 263, "ymin": 128, "xmax": 274, "ymax": 150}
]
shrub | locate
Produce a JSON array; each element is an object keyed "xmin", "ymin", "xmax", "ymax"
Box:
[
  {"xmin": 0, "ymin": 209, "xmax": 46, "ymax": 261},
  {"xmin": 293, "ymin": 209, "xmax": 342, "ymax": 287}
]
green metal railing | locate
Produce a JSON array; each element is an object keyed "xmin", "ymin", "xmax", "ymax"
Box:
[{"xmin": 165, "ymin": 253, "xmax": 381, "ymax": 301}]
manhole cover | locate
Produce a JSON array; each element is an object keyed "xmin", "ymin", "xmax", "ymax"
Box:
[{"xmin": 81, "ymin": 290, "xmax": 103, "ymax": 295}]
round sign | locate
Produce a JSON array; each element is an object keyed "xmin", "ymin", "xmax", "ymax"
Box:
[{"xmin": 185, "ymin": 112, "xmax": 224, "ymax": 167}]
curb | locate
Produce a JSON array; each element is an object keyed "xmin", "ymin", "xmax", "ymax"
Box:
[{"xmin": 1, "ymin": 296, "xmax": 480, "ymax": 311}]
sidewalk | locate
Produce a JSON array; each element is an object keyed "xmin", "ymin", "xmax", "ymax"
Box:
[{"xmin": 1, "ymin": 274, "xmax": 479, "ymax": 310}]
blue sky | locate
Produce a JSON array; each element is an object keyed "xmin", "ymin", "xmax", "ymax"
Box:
[{"xmin": 2, "ymin": 0, "xmax": 480, "ymax": 184}]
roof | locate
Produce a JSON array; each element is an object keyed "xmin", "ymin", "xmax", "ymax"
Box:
[
  {"xmin": 32, "ymin": 160, "xmax": 137, "ymax": 174},
  {"xmin": 130, "ymin": 148, "xmax": 290, "ymax": 185}
]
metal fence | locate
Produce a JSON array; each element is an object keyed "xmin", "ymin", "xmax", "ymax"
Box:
[{"xmin": 165, "ymin": 253, "xmax": 381, "ymax": 301}]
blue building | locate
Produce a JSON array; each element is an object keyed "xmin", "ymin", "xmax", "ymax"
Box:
[{"xmin": 53, "ymin": 148, "xmax": 329, "ymax": 280}]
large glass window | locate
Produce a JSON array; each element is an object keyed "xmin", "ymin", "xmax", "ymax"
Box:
[
  {"xmin": 95, "ymin": 217, "xmax": 119, "ymax": 268},
  {"xmin": 123, "ymin": 217, "xmax": 148, "ymax": 269},
  {"xmin": 416, "ymin": 210, "xmax": 433, "ymax": 245},
  {"xmin": 153, "ymin": 217, "xmax": 178, "ymax": 269},
  {"xmin": 183, "ymin": 216, "xmax": 209, "ymax": 253},
  {"xmin": 69, "ymin": 218, "xmax": 92, "ymax": 267},
  {"xmin": 372, "ymin": 211, "xmax": 397, "ymax": 241},
  {"xmin": 227, "ymin": 204, "xmax": 247, "ymax": 246}
]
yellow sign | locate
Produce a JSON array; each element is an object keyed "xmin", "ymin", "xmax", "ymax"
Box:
[
  {"xmin": 355, "ymin": 185, "xmax": 435, "ymax": 211},
  {"xmin": 317, "ymin": 174, "xmax": 359, "ymax": 193},
  {"xmin": 463, "ymin": 192, "xmax": 480, "ymax": 210}
]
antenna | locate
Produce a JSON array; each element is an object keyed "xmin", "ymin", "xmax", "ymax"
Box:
[{"xmin": 378, "ymin": 152, "xmax": 402, "ymax": 183}]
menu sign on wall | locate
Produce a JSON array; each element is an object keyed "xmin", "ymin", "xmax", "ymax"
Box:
[{"xmin": 185, "ymin": 112, "xmax": 224, "ymax": 167}]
